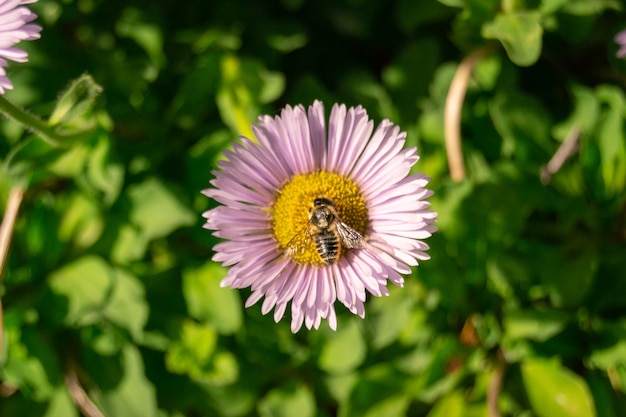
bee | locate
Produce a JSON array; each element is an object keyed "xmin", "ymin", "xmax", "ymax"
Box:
[{"xmin": 286, "ymin": 196, "xmax": 367, "ymax": 265}]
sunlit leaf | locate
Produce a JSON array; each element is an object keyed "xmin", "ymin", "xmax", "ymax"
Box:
[
  {"xmin": 318, "ymin": 319, "xmax": 366, "ymax": 374},
  {"xmin": 426, "ymin": 391, "xmax": 464, "ymax": 417},
  {"xmin": 561, "ymin": 0, "xmax": 621, "ymax": 15},
  {"xmin": 85, "ymin": 133, "xmax": 124, "ymax": 205},
  {"xmin": 503, "ymin": 308, "xmax": 569, "ymax": 342},
  {"xmin": 165, "ymin": 320, "xmax": 239, "ymax": 386},
  {"xmin": 57, "ymin": 192, "xmax": 103, "ymax": 249},
  {"xmin": 47, "ymin": 255, "xmax": 147, "ymax": 338},
  {"xmin": 47, "ymin": 255, "xmax": 111, "ymax": 327},
  {"xmin": 595, "ymin": 85, "xmax": 626, "ymax": 195},
  {"xmin": 482, "ymin": 12, "xmax": 543, "ymax": 66},
  {"xmin": 101, "ymin": 267, "xmax": 149, "ymax": 341},
  {"xmin": 522, "ymin": 358, "xmax": 597, "ymax": 417},
  {"xmin": 216, "ymin": 55, "xmax": 285, "ymax": 138},
  {"xmin": 367, "ymin": 288, "xmax": 414, "ymax": 349},
  {"xmin": 43, "ymin": 386, "xmax": 78, "ymax": 417},
  {"xmin": 258, "ymin": 382, "xmax": 316, "ymax": 417},
  {"xmin": 182, "ymin": 262, "xmax": 243, "ymax": 334},
  {"xmin": 363, "ymin": 395, "xmax": 410, "ymax": 417},
  {"xmin": 127, "ymin": 177, "xmax": 195, "ymax": 240}
]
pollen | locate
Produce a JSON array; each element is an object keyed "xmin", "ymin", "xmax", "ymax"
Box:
[{"xmin": 272, "ymin": 171, "xmax": 369, "ymax": 265}]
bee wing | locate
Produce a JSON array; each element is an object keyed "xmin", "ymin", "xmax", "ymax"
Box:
[
  {"xmin": 336, "ymin": 221, "xmax": 367, "ymax": 249},
  {"xmin": 284, "ymin": 225, "xmax": 311, "ymax": 257}
]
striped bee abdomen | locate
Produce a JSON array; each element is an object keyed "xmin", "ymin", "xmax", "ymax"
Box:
[{"xmin": 314, "ymin": 229, "xmax": 341, "ymax": 265}]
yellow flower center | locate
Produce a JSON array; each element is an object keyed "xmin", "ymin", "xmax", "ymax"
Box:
[{"xmin": 272, "ymin": 171, "xmax": 369, "ymax": 265}]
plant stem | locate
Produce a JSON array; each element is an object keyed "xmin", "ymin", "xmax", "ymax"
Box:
[
  {"xmin": 0, "ymin": 184, "xmax": 25, "ymax": 361},
  {"xmin": 0, "ymin": 185, "xmax": 24, "ymax": 280},
  {"xmin": 0, "ymin": 95, "xmax": 65, "ymax": 146},
  {"xmin": 444, "ymin": 45, "xmax": 495, "ymax": 182}
]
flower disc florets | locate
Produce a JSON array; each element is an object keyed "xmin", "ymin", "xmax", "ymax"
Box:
[{"xmin": 272, "ymin": 171, "xmax": 368, "ymax": 265}]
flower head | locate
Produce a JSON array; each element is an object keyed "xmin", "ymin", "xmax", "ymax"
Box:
[
  {"xmin": 615, "ymin": 29, "xmax": 626, "ymax": 58},
  {"xmin": 203, "ymin": 101, "xmax": 437, "ymax": 332},
  {"xmin": 0, "ymin": 0, "xmax": 42, "ymax": 94}
]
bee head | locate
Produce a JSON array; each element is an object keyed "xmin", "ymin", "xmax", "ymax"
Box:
[{"xmin": 313, "ymin": 196, "xmax": 334, "ymax": 207}]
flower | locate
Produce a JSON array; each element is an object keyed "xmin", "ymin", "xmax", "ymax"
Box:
[
  {"xmin": 615, "ymin": 29, "xmax": 626, "ymax": 58},
  {"xmin": 0, "ymin": 0, "xmax": 42, "ymax": 94},
  {"xmin": 202, "ymin": 101, "xmax": 437, "ymax": 332}
]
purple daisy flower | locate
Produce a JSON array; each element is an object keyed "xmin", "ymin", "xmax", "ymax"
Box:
[
  {"xmin": 202, "ymin": 101, "xmax": 437, "ymax": 332},
  {"xmin": 615, "ymin": 29, "xmax": 626, "ymax": 58},
  {"xmin": 0, "ymin": 0, "xmax": 42, "ymax": 94}
]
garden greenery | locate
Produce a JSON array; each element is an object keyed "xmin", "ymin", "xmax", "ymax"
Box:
[{"xmin": 1, "ymin": 0, "xmax": 625, "ymax": 416}]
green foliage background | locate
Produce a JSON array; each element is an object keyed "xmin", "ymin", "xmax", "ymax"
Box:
[{"xmin": 1, "ymin": 0, "xmax": 626, "ymax": 416}]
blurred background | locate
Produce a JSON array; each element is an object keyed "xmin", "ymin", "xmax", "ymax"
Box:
[{"xmin": 1, "ymin": 0, "xmax": 626, "ymax": 416}]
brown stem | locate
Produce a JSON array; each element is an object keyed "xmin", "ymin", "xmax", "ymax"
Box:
[
  {"xmin": 540, "ymin": 126, "xmax": 580, "ymax": 184},
  {"xmin": 444, "ymin": 46, "xmax": 494, "ymax": 182},
  {"xmin": 0, "ymin": 185, "xmax": 24, "ymax": 278},
  {"xmin": 0, "ymin": 185, "xmax": 25, "ymax": 358},
  {"xmin": 65, "ymin": 360, "xmax": 106, "ymax": 417},
  {"xmin": 487, "ymin": 349, "xmax": 506, "ymax": 417}
]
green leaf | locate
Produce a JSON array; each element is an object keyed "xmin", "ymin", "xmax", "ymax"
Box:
[
  {"xmin": 165, "ymin": 320, "xmax": 239, "ymax": 386},
  {"xmin": 553, "ymin": 86, "xmax": 599, "ymax": 138},
  {"xmin": 521, "ymin": 358, "xmax": 597, "ymax": 417},
  {"xmin": 589, "ymin": 321, "xmax": 626, "ymax": 371},
  {"xmin": 97, "ymin": 344, "xmax": 159, "ymax": 417},
  {"xmin": 166, "ymin": 320, "xmax": 218, "ymax": 373},
  {"xmin": 561, "ymin": 0, "xmax": 621, "ymax": 15},
  {"xmin": 216, "ymin": 55, "xmax": 285, "ymax": 137},
  {"xmin": 182, "ymin": 262, "xmax": 243, "ymax": 334},
  {"xmin": 110, "ymin": 224, "xmax": 150, "ymax": 264},
  {"xmin": 47, "ymin": 142, "xmax": 91, "ymax": 178},
  {"xmin": 258, "ymin": 382, "xmax": 316, "ymax": 417},
  {"xmin": 503, "ymin": 308, "xmax": 569, "ymax": 341},
  {"xmin": 595, "ymin": 85, "xmax": 626, "ymax": 195},
  {"xmin": 540, "ymin": 0, "xmax": 571, "ymax": 14},
  {"xmin": 325, "ymin": 373, "xmax": 358, "ymax": 404},
  {"xmin": 363, "ymin": 395, "xmax": 410, "ymax": 417},
  {"xmin": 367, "ymin": 288, "xmax": 414, "ymax": 349},
  {"xmin": 43, "ymin": 386, "xmax": 79, "ymax": 417},
  {"xmin": 57, "ymin": 192, "xmax": 103, "ymax": 249},
  {"xmin": 127, "ymin": 177, "xmax": 195, "ymax": 241},
  {"xmin": 427, "ymin": 391, "xmax": 465, "ymax": 417},
  {"xmin": 1, "ymin": 322, "xmax": 62, "ymax": 402},
  {"xmin": 101, "ymin": 266, "xmax": 149, "ymax": 341},
  {"xmin": 47, "ymin": 255, "xmax": 112, "ymax": 327},
  {"xmin": 318, "ymin": 319, "xmax": 366, "ymax": 374},
  {"xmin": 85, "ymin": 133, "xmax": 124, "ymax": 205},
  {"xmin": 47, "ymin": 255, "xmax": 148, "ymax": 338},
  {"xmin": 482, "ymin": 12, "xmax": 543, "ymax": 67},
  {"xmin": 116, "ymin": 8, "xmax": 165, "ymax": 70}
]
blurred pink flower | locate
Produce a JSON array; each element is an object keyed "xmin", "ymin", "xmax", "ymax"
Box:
[
  {"xmin": 203, "ymin": 101, "xmax": 437, "ymax": 332},
  {"xmin": 615, "ymin": 29, "xmax": 626, "ymax": 58},
  {"xmin": 0, "ymin": 0, "xmax": 42, "ymax": 94}
]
